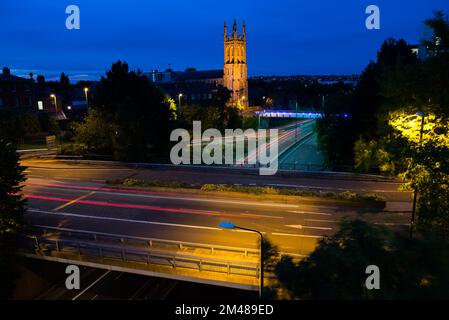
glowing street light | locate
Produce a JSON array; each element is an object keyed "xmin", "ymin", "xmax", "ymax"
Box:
[
  {"xmin": 50, "ymin": 94, "xmax": 58, "ymax": 112},
  {"xmin": 178, "ymin": 93, "xmax": 183, "ymax": 112},
  {"xmin": 218, "ymin": 221, "xmax": 264, "ymax": 299},
  {"xmin": 84, "ymin": 87, "xmax": 89, "ymax": 108}
]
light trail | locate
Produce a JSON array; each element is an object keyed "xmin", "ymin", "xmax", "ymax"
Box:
[{"xmin": 25, "ymin": 194, "xmax": 268, "ymax": 219}]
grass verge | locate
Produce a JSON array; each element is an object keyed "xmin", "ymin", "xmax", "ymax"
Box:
[{"xmin": 111, "ymin": 178, "xmax": 386, "ymax": 208}]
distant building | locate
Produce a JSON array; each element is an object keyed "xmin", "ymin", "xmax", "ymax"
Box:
[
  {"xmin": 224, "ymin": 20, "xmax": 248, "ymax": 108},
  {"xmin": 0, "ymin": 67, "xmax": 35, "ymax": 109},
  {"xmin": 145, "ymin": 20, "xmax": 249, "ymax": 109}
]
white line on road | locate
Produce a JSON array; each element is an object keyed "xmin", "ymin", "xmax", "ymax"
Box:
[
  {"xmin": 284, "ymin": 224, "xmax": 332, "ymax": 231},
  {"xmin": 304, "ymin": 219, "xmax": 339, "ymax": 223},
  {"xmin": 27, "ymin": 209, "xmax": 222, "ymax": 231},
  {"xmin": 271, "ymin": 233, "xmax": 323, "ymax": 239},
  {"xmin": 268, "ymin": 183, "xmax": 403, "ymax": 193},
  {"xmin": 303, "ymin": 226, "xmax": 332, "ymax": 230},
  {"xmin": 27, "ymin": 166, "xmax": 132, "ymax": 171},
  {"xmin": 72, "ymin": 270, "xmax": 111, "ymax": 300},
  {"xmin": 35, "ymin": 185, "xmax": 300, "ymax": 209},
  {"xmin": 288, "ymin": 210, "xmax": 332, "ymax": 216},
  {"xmin": 232, "ymin": 229, "xmax": 267, "ymax": 235}
]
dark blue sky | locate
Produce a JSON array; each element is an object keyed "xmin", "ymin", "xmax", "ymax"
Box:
[{"xmin": 1, "ymin": 0, "xmax": 448, "ymax": 80}]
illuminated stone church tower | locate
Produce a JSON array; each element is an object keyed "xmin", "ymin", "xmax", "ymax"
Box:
[{"xmin": 224, "ymin": 20, "xmax": 249, "ymax": 109}]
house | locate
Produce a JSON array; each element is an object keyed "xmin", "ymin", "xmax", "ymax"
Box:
[{"xmin": 0, "ymin": 67, "xmax": 35, "ymax": 109}]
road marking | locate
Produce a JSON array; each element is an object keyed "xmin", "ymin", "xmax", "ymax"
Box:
[
  {"xmin": 232, "ymin": 229, "xmax": 267, "ymax": 235},
  {"xmin": 26, "ymin": 194, "xmax": 269, "ymax": 219},
  {"xmin": 288, "ymin": 210, "xmax": 332, "ymax": 216},
  {"xmin": 27, "ymin": 166, "xmax": 132, "ymax": 171},
  {"xmin": 129, "ymin": 278, "xmax": 154, "ymax": 300},
  {"xmin": 285, "ymin": 224, "xmax": 332, "ymax": 231},
  {"xmin": 72, "ymin": 270, "xmax": 111, "ymax": 300},
  {"xmin": 374, "ymin": 222, "xmax": 411, "ymax": 227},
  {"xmin": 268, "ymin": 183, "xmax": 403, "ymax": 193},
  {"xmin": 304, "ymin": 219, "xmax": 339, "ymax": 223},
  {"xmin": 271, "ymin": 232, "xmax": 323, "ymax": 239},
  {"xmin": 285, "ymin": 225, "xmax": 303, "ymax": 229},
  {"xmin": 26, "ymin": 180, "xmax": 300, "ymax": 209},
  {"xmin": 52, "ymin": 191, "xmax": 96, "ymax": 212},
  {"xmin": 303, "ymin": 226, "xmax": 332, "ymax": 230},
  {"xmin": 279, "ymin": 131, "xmax": 314, "ymax": 165},
  {"xmin": 27, "ymin": 209, "xmax": 222, "ymax": 231},
  {"xmin": 55, "ymin": 177, "xmax": 81, "ymax": 181}
]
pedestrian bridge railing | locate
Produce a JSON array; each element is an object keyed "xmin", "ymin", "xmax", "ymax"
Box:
[
  {"xmin": 15, "ymin": 225, "xmax": 262, "ymax": 290},
  {"xmin": 27, "ymin": 225, "xmax": 260, "ymax": 258}
]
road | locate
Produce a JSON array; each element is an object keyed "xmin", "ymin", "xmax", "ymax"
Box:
[
  {"xmin": 237, "ymin": 120, "xmax": 315, "ymax": 166},
  {"xmin": 19, "ymin": 159, "xmax": 411, "ymax": 299},
  {"xmin": 22, "ymin": 159, "xmax": 411, "ymax": 202},
  {"xmin": 279, "ymin": 131, "xmax": 325, "ymax": 171},
  {"xmin": 32, "ymin": 264, "xmax": 255, "ymax": 300}
]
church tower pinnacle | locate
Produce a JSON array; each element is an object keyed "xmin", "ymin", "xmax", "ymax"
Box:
[{"xmin": 223, "ymin": 20, "xmax": 249, "ymax": 109}]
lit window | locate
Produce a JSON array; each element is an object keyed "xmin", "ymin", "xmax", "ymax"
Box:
[{"xmin": 38, "ymin": 101, "xmax": 44, "ymax": 110}]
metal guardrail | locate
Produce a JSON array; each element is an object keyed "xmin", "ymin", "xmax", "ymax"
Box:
[
  {"xmin": 29, "ymin": 225, "xmax": 260, "ymax": 257},
  {"xmin": 21, "ymin": 234, "xmax": 260, "ymax": 279}
]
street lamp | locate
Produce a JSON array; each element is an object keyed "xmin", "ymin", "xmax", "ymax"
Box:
[
  {"xmin": 50, "ymin": 94, "xmax": 57, "ymax": 112},
  {"xmin": 410, "ymin": 111, "xmax": 426, "ymax": 239},
  {"xmin": 178, "ymin": 93, "xmax": 183, "ymax": 112},
  {"xmin": 219, "ymin": 221, "xmax": 264, "ymax": 299},
  {"xmin": 84, "ymin": 87, "xmax": 89, "ymax": 108}
]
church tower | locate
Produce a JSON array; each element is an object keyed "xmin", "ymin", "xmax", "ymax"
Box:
[{"xmin": 224, "ymin": 20, "xmax": 248, "ymax": 109}]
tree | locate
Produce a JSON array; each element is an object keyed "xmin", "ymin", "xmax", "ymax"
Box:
[
  {"xmin": 78, "ymin": 61, "xmax": 176, "ymax": 161},
  {"xmin": 422, "ymin": 10, "xmax": 449, "ymax": 57},
  {"xmin": 0, "ymin": 109, "xmax": 41, "ymax": 143},
  {"xmin": 71, "ymin": 108, "xmax": 116, "ymax": 155},
  {"xmin": 374, "ymin": 12, "xmax": 449, "ymax": 235},
  {"xmin": 0, "ymin": 140, "xmax": 26, "ymax": 299},
  {"xmin": 59, "ymin": 72, "xmax": 70, "ymax": 90},
  {"xmin": 274, "ymin": 220, "xmax": 449, "ymax": 299},
  {"xmin": 317, "ymin": 38, "xmax": 417, "ymax": 169},
  {"xmin": 179, "ymin": 86, "xmax": 241, "ymax": 131}
]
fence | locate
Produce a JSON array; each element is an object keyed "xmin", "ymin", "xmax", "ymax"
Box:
[
  {"xmin": 28, "ymin": 225, "xmax": 260, "ymax": 257},
  {"xmin": 17, "ymin": 226, "xmax": 261, "ymax": 280}
]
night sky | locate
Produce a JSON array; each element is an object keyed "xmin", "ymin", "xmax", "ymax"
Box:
[{"xmin": 1, "ymin": 0, "xmax": 448, "ymax": 80}]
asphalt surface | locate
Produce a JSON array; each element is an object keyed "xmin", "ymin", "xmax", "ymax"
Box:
[
  {"xmin": 22, "ymin": 159, "xmax": 411, "ymax": 202},
  {"xmin": 34, "ymin": 266, "xmax": 176, "ymax": 300},
  {"xmin": 19, "ymin": 159, "xmax": 412, "ymax": 299}
]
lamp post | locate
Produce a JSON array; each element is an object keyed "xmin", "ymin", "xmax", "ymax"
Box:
[
  {"xmin": 84, "ymin": 87, "xmax": 89, "ymax": 108},
  {"xmin": 410, "ymin": 111, "xmax": 425, "ymax": 239},
  {"xmin": 178, "ymin": 93, "xmax": 183, "ymax": 112},
  {"xmin": 50, "ymin": 94, "xmax": 58, "ymax": 112},
  {"xmin": 295, "ymin": 101, "xmax": 299, "ymax": 140},
  {"xmin": 219, "ymin": 221, "xmax": 264, "ymax": 299}
]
